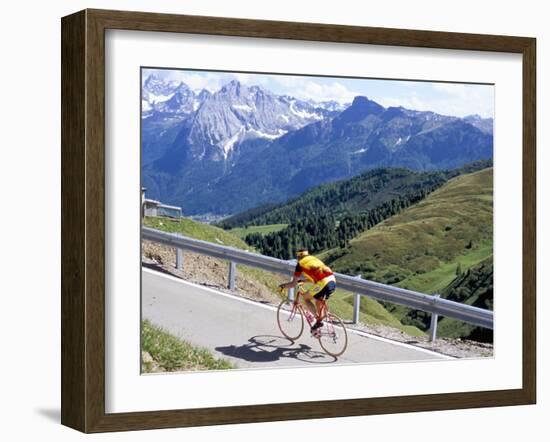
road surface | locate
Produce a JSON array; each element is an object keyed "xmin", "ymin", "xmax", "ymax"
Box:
[{"xmin": 142, "ymin": 268, "xmax": 450, "ymax": 369}]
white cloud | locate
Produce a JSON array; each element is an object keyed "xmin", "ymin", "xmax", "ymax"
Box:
[
  {"xmin": 270, "ymin": 77, "xmax": 360, "ymax": 103},
  {"xmin": 374, "ymin": 83, "xmax": 494, "ymax": 118},
  {"xmin": 231, "ymin": 73, "xmax": 271, "ymax": 87},
  {"xmin": 157, "ymin": 70, "xmax": 361, "ymax": 104},
  {"xmin": 376, "ymin": 94, "xmax": 430, "ymax": 112},
  {"xmin": 429, "ymin": 83, "xmax": 494, "ymax": 118},
  {"xmin": 142, "ymin": 69, "xmax": 230, "ymax": 92},
  {"xmin": 302, "ymin": 81, "xmax": 359, "ymax": 103},
  {"xmin": 179, "ymin": 73, "xmax": 225, "ymax": 92},
  {"xmin": 432, "ymin": 83, "xmax": 466, "ymax": 94}
]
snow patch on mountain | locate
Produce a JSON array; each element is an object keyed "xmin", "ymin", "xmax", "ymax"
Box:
[
  {"xmin": 147, "ymin": 92, "xmax": 175, "ymax": 104},
  {"xmin": 142, "ymin": 76, "xmax": 211, "ymax": 119},
  {"xmin": 222, "ymin": 128, "xmax": 245, "ymax": 157},
  {"xmin": 289, "ymin": 100, "xmax": 323, "ymax": 120},
  {"xmin": 142, "ymin": 100, "xmax": 152, "ymax": 112},
  {"xmin": 248, "ymin": 128, "xmax": 288, "ymax": 140},
  {"xmin": 232, "ymin": 104, "xmax": 254, "ymax": 112}
]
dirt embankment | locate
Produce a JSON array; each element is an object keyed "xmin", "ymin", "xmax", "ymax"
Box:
[{"xmin": 142, "ymin": 240, "xmax": 282, "ymax": 304}]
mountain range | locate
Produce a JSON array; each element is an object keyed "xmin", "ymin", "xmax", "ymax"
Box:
[{"xmin": 141, "ymin": 74, "xmax": 493, "ymax": 216}]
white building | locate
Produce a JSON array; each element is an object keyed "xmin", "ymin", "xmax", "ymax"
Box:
[{"xmin": 141, "ymin": 187, "xmax": 182, "ymax": 218}]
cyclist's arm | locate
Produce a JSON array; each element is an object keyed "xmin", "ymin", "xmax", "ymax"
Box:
[
  {"xmin": 279, "ymin": 274, "xmax": 301, "ymax": 289},
  {"xmin": 279, "ymin": 263, "xmax": 303, "ymax": 289}
]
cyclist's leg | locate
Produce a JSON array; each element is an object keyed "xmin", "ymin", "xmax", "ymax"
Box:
[
  {"xmin": 314, "ymin": 297, "xmax": 327, "ymax": 322},
  {"xmin": 301, "ymin": 290, "xmax": 318, "ymax": 317},
  {"xmin": 313, "ymin": 281, "xmax": 336, "ymax": 323},
  {"xmin": 303, "ymin": 281, "xmax": 327, "ymax": 318}
]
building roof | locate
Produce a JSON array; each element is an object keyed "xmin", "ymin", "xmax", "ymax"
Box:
[{"xmin": 158, "ymin": 203, "xmax": 181, "ymax": 211}]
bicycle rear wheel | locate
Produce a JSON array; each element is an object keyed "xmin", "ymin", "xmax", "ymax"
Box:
[
  {"xmin": 277, "ymin": 299, "xmax": 304, "ymax": 341},
  {"xmin": 318, "ymin": 313, "xmax": 348, "ymax": 357}
]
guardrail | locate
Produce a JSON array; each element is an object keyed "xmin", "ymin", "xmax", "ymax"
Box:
[{"xmin": 142, "ymin": 227, "xmax": 494, "ymax": 341}]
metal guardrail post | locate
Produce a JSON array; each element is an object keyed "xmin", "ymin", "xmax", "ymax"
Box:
[
  {"xmin": 228, "ymin": 261, "xmax": 237, "ymax": 291},
  {"xmin": 429, "ymin": 294, "xmax": 441, "ymax": 342},
  {"xmin": 288, "ymin": 287, "xmax": 295, "ymax": 302},
  {"xmin": 353, "ymin": 274, "xmax": 362, "ymax": 324},
  {"xmin": 353, "ymin": 294, "xmax": 361, "ymax": 324},
  {"xmin": 288, "ymin": 259, "xmax": 296, "ymax": 301},
  {"xmin": 176, "ymin": 248, "xmax": 184, "ymax": 271}
]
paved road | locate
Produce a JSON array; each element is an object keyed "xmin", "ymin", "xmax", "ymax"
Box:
[{"xmin": 142, "ymin": 269, "xmax": 450, "ymax": 368}]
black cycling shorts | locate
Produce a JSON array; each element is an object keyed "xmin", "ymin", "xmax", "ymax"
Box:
[{"xmin": 313, "ymin": 280, "xmax": 336, "ymax": 300}]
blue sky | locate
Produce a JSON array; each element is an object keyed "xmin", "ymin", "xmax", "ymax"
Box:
[{"xmin": 142, "ymin": 68, "xmax": 494, "ymax": 118}]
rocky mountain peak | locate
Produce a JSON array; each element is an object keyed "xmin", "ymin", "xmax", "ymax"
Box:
[{"xmin": 337, "ymin": 96, "xmax": 385, "ymax": 124}]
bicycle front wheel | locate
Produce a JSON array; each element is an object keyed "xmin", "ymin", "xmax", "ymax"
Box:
[
  {"xmin": 277, "ymin": 299, "xmax": 304, "ymax": 341},
  {"xmin": 318, "ymin": 313, "xmax": 348, "ymax": 357}
]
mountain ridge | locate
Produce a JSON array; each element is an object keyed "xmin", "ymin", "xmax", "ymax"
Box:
[{"xmin": 141, "ymin": 74, "xmax": 493, "ymax": 215}]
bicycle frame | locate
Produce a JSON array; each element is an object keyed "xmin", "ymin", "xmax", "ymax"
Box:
[
  {"xmin": 289, "ymin": 283, "xmax": 332, "ymax": 331},
  {"xmin": 277, "ymin": 282, "xmax": 348, "ymax": 357}
]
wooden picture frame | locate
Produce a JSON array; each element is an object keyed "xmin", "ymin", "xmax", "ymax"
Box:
[{"xmin": 61, "ymin": 8, "xmax": 536, "ymax": 433}]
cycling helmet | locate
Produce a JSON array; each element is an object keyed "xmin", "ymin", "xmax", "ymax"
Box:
[{"xmin": 296, "ymin": 249, "xmax": 309, "ymax": 258}]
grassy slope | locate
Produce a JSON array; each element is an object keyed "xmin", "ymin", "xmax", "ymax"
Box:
[
  {"xmin": 142, "ymin": 320, "xmax": 234, "ymax": 372},
  {"xmin": 144, "ymin": 216, "xmax": 252, "ymax": 249},
  {"xmin": 327, "ymin": 168, "xmax": 493, "ymax": 337},
  {"xmin": 230, "ymin": 224, "xmax": 288, "ymax": 239},
  {"xmin": 329, "ymin": 289, "xmax": 425, "ymax": 336},
  {"xmin": 298, "ymin": 282, "xmax": 425, "ymax": 337},
  {"xmin": 436, "ymin": 258, "xmax": 494, "ymax": 341},
  {"xmin": 330, "ymin": 168, "xmax": 493, "ymax": 293},
  {"xmin": 398, "ymin": 243, "xmax": 492, "ymax": 295}
]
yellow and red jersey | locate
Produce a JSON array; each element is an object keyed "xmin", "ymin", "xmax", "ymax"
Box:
[{"xmin": 294, "ymin": 255, "xmax": 334, "ymax": 285}]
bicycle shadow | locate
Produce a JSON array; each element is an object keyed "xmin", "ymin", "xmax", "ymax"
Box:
[{"xmin": 215, "ymin": 335, "xmax": 337, "ymax": 365}]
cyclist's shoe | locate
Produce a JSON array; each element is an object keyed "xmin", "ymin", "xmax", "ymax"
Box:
[{"xmin": 311, "ymin": 321, "xmax": 324, "ymax": 333}]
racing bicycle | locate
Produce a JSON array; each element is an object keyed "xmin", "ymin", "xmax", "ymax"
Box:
[{"xmin": 276, "ymin": 282, "xmax": 348, "ymax": 357}]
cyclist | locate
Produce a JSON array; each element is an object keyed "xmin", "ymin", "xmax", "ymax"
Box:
[{"xmin": 279, "ymin": 249, "xmax": 336, "ymax": 335}]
